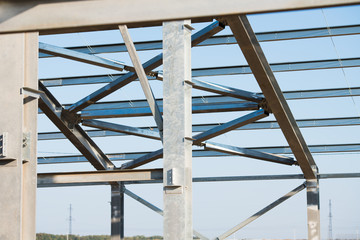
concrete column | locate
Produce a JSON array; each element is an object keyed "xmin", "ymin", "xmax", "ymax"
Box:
[
  {"xmin": 307, "ymin": 179, "xmax": 321, "ymax": 240},
  {"xmin": 111, "ymin": 183, "xmax": 124, "ymax": 240},
  {"xmin": 163, "ymin": 20, "xmax": 193, "ymax": 240},
  {"xmin": 0, "ymin": 32, "xmax": 38, "ymax": 240}
]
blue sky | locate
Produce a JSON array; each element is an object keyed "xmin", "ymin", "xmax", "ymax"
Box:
[{"xmin": 36, "ymin": 5, "xmax": 360, "ymax": 239}]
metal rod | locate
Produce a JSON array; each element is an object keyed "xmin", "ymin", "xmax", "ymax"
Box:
[{"xmin": 216, "ymin": 183, "xmax": 306, "ymax": 240}]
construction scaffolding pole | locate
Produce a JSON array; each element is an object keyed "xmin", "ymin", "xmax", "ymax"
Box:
[
  {"xmin": 0, "ymin": 32, "xmax": 38, "ymax": 240},
  {"xmin": 163, "ymin": 20, "xmax": 193, "ymax": 239}
]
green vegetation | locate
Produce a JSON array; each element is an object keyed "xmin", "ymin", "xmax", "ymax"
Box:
[{"xmin": 36, "ymin": 233, "xmax": 163, "ymax": 240}]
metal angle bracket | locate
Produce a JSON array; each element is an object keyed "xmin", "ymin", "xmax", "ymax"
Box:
[
  {"xmin": 164, "ymin": 168, "xmax": 183, "ymax": 194},
  {"xmin": 21, "ymin": 87, "xmax": 44, "ymax": 100}
]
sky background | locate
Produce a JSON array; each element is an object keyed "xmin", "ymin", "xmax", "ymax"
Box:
[{"xmin": 36, "ymin": 4, "xmax": 360, "ymax": 239}]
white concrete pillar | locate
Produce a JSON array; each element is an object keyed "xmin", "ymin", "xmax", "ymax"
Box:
[
  {"xmin": 0, "ymin": 32, "xmax": 38, "ymax": 240},
  {"xmin": 163, "ymin": 20, "xmax": 193, "ymax": 239}
]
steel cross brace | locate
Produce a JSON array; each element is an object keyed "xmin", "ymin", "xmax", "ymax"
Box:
[
  {"xmin": 38, "ymin": 82, "xmax": 114, "ymax": 170},
  {"xmin": 215, "ymin": 183, "xmax": 306, "ymax": 240},
  {"xmin": 67, "ymin": 21, "xmax": 225, "ymax": 113},
  {"xmin": 120, "ymin": 109, "xmax": 293, "ymax": 169},
  {"xmin": 226, "ymin": 15, "xmax": 318, "ymax": 180}
]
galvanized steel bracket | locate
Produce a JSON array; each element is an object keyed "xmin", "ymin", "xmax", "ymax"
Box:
[{"xmin": 164, "ymin": 168, "xmax": 183, "ymax": 194}]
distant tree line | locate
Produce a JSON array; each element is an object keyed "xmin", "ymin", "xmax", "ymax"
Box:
[{"xmin": 36, "ymin": 233, "xmax": 163, "ymax": 240}]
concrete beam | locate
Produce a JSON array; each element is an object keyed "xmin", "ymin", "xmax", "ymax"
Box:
[{"xmin": 0, "ymin": 0, "xmax": 359, "ymax": 34}]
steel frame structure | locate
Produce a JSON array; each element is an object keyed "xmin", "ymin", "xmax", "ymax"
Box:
[{"xmin": 1, "ymin": 1, "xmax": 360, "ymax": 240}]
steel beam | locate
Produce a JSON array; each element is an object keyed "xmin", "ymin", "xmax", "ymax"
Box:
[
  {"xmin": 193, "ymin": 109, "xmax": 268, "ymax": 145},
  {"xmin": 37, "ymin": 86, "xmax": 360, "ymax": 117},
  {"xmin": 79, "ymin": 102, "xmax": 258, "ymax": 119},
  {"xmin": 37, "ymin": 169, "xmax": 163, "ymax": 186},
  {"xmin": 119, "ymin": 25, "xmax": 164, "ymax": 140},
  {"xmin": 37, "ymin": 172, "xmax": 360, "ymax": 187},
  {"xmin": 190, "ymin": 79, "xmax": 264, "ymax": 103},
  {"xmin": 121, "ymin": 149, "xmax": 163, "ymax": 169},
  {"xmin": 163, "ymin": 20, "xmax": 193, "ymax": 240},
  {"xmin": 37, "ymin": 143, "xmax": 360, "ymax": 164},
  {"xmin": 0, "ymin": 32, "xmax": 38, "ymax": 240},
  {"xmin": 82, "ymin": 119, "xmax": 160, "ymax": 140},
  {"xmin": 40, "ymin": 58, "xmax": 360, "ymax": 87},
  {"xmin": 205, "ymin": 142, "xmax": 296, "ymax": 166},
  {"xmin": 0, "ymin": 0, "xmax": 359, "ymax": 34},
  {"xmin": 38, "ymin": 82, "xmax": 114, "ymax": 170},
  {"xmin": 39, "ymin": 116, "xmax": 360, "ymax": 140},
  {"xmin": 216, "ymin": 183, "xmax": 306, "ymax": 240},
  {"xmin": 227, "ymin": 15, "xmax": 317, "ymax": 179},
  {"xmin": 38, "ymin": 24, "xmax": 360, "ymax": 58},
  {"xmin": 67, "ymin": 21, "xmax": 224, "ymax": 113},
  {"xmin": 111, "ymin": 183, "xmax": 125, "ymax": 240},
  {"xmin": 39, "ymin": 42, "xmax": 125, "ymax": 71}
]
